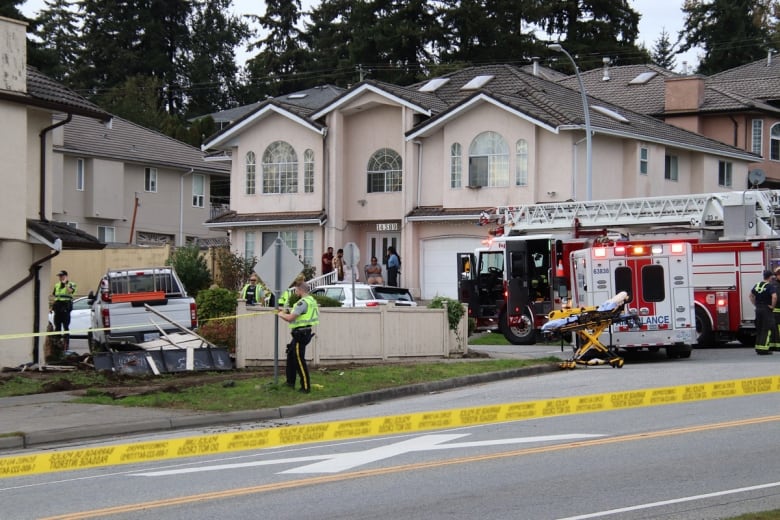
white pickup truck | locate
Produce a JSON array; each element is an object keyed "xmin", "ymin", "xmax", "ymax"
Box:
[{"xmin": 88, "ymin": 267, "xmax": 197, "ymax": 349}]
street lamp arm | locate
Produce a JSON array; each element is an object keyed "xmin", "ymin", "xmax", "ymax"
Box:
[{"xmin": 548, "ymin": 44, "xmax": 593, "ymax": 201}]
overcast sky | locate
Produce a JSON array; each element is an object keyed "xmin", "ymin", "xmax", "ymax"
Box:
[{"xmin": 21, "ymin": 0, "xmax": 700, "ymax": 73}]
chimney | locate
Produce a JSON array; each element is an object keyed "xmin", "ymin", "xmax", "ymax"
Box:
[
  {"xmin": 531, "ymin": 57, "xmax": 540, "ymax": 76},
  {"xmin": 0, "ymin": 16, "xmax": 28, "ymax": 94},
  {"xmin": 664, "ymin": 75, "xmax": 706, "ymax": 112},
  {"xmin": 602, "ymin": 57, "xmax": 611, "ymax": 81}
]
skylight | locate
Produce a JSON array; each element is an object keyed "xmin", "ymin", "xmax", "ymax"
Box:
[
  {"xmin": 629, "ymin": 71, "xmax": 657, "ymax": 85},
  {"xmin": 287, "ymin": 93, "xmax": 308, "ymax": 99},
  {"xmin": 461, "ymin": 75, "xmax": 494, "ymax": 90},
  {"xmin": 591, "ymin": 105, "xmax": 630, "ymax": 123},
  {"xmin": 419, "ymin": 78, "xmax": 450, "ymax": 92}
]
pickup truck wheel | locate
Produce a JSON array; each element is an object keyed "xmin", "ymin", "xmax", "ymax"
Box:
[{"xmin": 500, "ymin": 310, "xmax": 536, "ymax": 345}]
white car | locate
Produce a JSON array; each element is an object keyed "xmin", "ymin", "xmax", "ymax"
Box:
[
  {"xmin": 311, "ymin": 283, "xmax": 417, "ymax": 308},
  {"xmin": 48, "ymin": 296, "xmax": 93, "ymax": 339}
]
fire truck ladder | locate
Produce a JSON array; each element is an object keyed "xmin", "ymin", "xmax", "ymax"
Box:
[{"xmin": 485, "ymin": 190, "xmax": 780, "ymax": 236}]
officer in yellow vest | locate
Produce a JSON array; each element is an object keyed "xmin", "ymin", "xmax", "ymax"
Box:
[
  {"xmin": 277, "ymin": 280, "xmax": 319, "ymax": 393},
  {"xmin": 750, "ymin": 270, "xmax": 776, "ymax": 355},
  {"xmin": 239, "ymin": 274, "xmax": 264, "ymax": 305},
  {"xmin": 52, "ymin": 270, "xmax": 77, "ymax": 351}
]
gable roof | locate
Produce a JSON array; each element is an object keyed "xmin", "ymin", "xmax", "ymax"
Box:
[
  {"xmin": 58, "ymin": 115, "xmax": 229, "ymax": 176},
  {"xmin": 399, "ymin": 64, "xmax": 757, "ymax": 161},
  {"xmin": 0, "ymin": 66, "xmax": 110, "ymax": 122}
]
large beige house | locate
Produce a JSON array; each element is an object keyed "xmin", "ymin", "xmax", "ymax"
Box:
[{"xmin": 204, "ymin": 63, "xmax": 757, "ymax": 301}]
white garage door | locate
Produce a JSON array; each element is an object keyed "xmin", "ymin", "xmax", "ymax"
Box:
[{"xmin": 421, "ymin": 237, "xmax": 484, "ymax": 300}]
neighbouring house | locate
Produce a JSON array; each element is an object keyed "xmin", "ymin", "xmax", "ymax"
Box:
[
  {"xmin": 51, "ymin": 114, "xmax": 231, "ymax": 247},
  {"xmin": 557, "ymin": 57, "xmax": 780, "ymax": 186},
  {"xmin": 0, "ymin": 16, "xmax": 109, "ymax": 367},
  {"xmin": 202, "ymin": 63, "xmax": 758, "ymax": 301}
]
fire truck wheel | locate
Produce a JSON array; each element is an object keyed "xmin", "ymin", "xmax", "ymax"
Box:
[
  {"xmin": 695, "ymin": 307, "xmax": 714, "ymax": 346},
  {"xmin": 500, "ymin": 311, "xmax": 536, "ymax": 345}
]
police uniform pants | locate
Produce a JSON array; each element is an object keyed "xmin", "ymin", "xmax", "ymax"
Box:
[
  {"xmin": 52, "ymin": 301, "xmax": 72, "ymax": 346},
  {"xmin": 286, "ymin": 328, "xmax": 312, "ymax": 391},
  {"xmin": 755, "ymin": 305, "xmax": 773, "ymax": 352}
]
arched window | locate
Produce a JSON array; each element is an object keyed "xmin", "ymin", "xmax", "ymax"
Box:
[
  {"xmin": 245, "ymin": 151, "xmax": 256, "ymax": 195},
  {"xmin": 304, "ymin": 149, "xmax": 314, "ymax": 193},
  {"xmin": 771, "ymin": 123, "xmax": 780, "ymax": 161},
  {"xmin": 515, "ymin": 139, "xmax": 528, "ymax": 186},
  {"xmin": 262, "ymin": 141, "xmax": 298, "ymax": 193},
  {"xmin": 468, "ymin": 131, "xmax": 509, "ymax": 187},
  {"xmin": 450, "ymin": 143, "xmax": 462, "ymax": 188},
  {"xmin": 367, "ymin": 148, "xmax": 402, "ymax": 193}
]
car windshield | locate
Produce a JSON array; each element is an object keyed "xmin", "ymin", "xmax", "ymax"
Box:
[
  {"xmin": 354, "ymin": 288, "xmax": 374, "ymax": 300},
  {"xmin": 372, "ymin": 287, "xmax": 413, "ymax": 301}
]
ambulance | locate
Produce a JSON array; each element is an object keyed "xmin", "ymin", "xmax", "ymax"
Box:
[{"xmin": 569, "ymin": 241, "xmax": 696, "ymax": 358}]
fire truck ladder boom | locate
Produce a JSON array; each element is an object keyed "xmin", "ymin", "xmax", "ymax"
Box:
[{"xmin": 489, "ymin": 190, "xmax": 780, "ymax": 235}]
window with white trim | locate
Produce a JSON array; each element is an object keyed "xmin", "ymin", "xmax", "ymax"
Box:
[
  {"xmin": 97, "ymin": 226, "xmax": 115, "ymax": 243},
  {"xmin": 718, "ymin": 160, "xmax": 733, "ymax": 187},
  {"xmin": 280, "ymin": 231, "xmax": 297, "ymax": 254},
  {"xmin": 76, "ymin": 158, "xmax": 85, "ymax": 191},
  {"xmin": 771, "ymin": 123, "xmax": 780, "ymax": 161},
  {"xmin": 192, "ymin": 174, "xmax": 205, "ymax": 207},
  {"xmin": 515, "ymin": 139, "xmax": 528, "ymax": 186},
  {"xmin": 450, "ymin": 143, "xmax": 462, "ymax": 188},
  {"xmin": 262, "ymin": 141, "xmax": 298, "ymax": 193},
  {"xmin": 246, "ymin": 151, "xmax": 256, "ymax": 194},
  {"xmin": 144, "ymin": 167, "xmax": 157, "ymax": 192},
  {"xmin": 664, "ymin": 154, "xmax": 678, "ymax": 181},
  {"xmin": 639, "ymin": 146, "xmax": 648, "ymax": 175},
  {"xmin": 245, "ymin": 231, "xmax": 256, "ymax": 261},
  {"xmin": 303, "ymin": 230, "xmax": 314, "ymax": 266},
  {"xmin": 468, "ymin": 131, "xmax": 509, "ymax": 187},
  {"xmin": 752, "ymin": 119, "xmax": 763, "ymax": 156},
  {"xmin": 304, "ymin": 149, "xmax": 314, "ymax": 193},
  {"xmin": 367, "ymin": 148, "xmax": 402, "ymax": 193}
]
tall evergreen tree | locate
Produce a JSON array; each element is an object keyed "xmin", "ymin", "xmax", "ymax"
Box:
[
  {"xmin": 186, "ymin": 0, "xmax": 250, "ymax": 117},
  {"xmin": 679, "ymin": 0, "xmax": 772, "ymax": 75},
  {"xmin": 300, "ymin": 0, "xmax": 361, "ymax": 87},
  {"xmin": 32, "ymin": 0, "xmax": 81, "ymax": 83},
  {"xmin": 0, "ymin": 0, "xmax": 26, "ymax": 19},
  {"xmin": 651, "ymin": 28, "xmax": 677, "ymax": 70},
  {"xmin": 538, "ymin": 0, "xmax": 646, "ymax": 70},
  {"xmin": 245, "ymin": 0, "xmax": 309, "ymax": 97}
]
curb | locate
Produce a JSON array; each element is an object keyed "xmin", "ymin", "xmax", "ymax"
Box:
[{"xmin": 4, "ymin": 363, "xmax": 560, "ymax": 450}]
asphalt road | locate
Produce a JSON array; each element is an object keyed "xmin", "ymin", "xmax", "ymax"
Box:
[{"xmin": 1, "ymin": 345, "xmax": 778, "ymax": 520}]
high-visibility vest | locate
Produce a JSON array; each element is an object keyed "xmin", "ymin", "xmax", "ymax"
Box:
[
  {"xmin": 240, "ymin": 283, "xmax": 264, "ymax": 305},
  {"xmin": 53, "ymin": 282, "xmax": 76, "ymax": 302},
  {"xmin": 290, "ymin": 294, "xmax": 319, "ymax": 329}
]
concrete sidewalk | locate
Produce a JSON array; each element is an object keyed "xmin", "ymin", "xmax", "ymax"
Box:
[{"xmin": 0, "ymin": 360, "xmax": 559, "ymax": 451}]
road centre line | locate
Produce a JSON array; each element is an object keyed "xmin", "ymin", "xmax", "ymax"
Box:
[{"xmin": 39, "ymin": 415, "xmax": 780, "ymax": 520}]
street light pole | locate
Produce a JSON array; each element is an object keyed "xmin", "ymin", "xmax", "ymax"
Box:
[{"xmin": 549, "ymin": 44, "xmax": 592, "ymax": 201}]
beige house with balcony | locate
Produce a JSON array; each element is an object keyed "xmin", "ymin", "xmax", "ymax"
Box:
[{"xmin": 204, "ymin": 64, "xmax": 757, "ymax": 301}]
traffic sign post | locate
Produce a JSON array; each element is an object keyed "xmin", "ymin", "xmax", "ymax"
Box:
[
  {"xmin": 343, "ymin": 242, "xmax": 360, "ymax": 307},
  {"xmin": 255, "ymin": 238, "xmax": 303, "ymax": 384}
]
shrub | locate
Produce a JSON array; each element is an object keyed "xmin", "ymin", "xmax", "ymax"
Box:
[
  {"xmin": 428, "ymin": 296, "xmax": 467, "ymax": 350},
  {"xmin": 167, "ymin": 244, "xmax": 211, "ymax": 297},
  {"xmin": 198, "ymin": 318, "xmax": 236, "ymax": 353},
  {"xmin": 196, "ymin": 287, "xmax": 237, "ymax": 322}
]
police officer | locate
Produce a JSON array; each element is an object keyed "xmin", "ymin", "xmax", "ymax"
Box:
[
  {"xmin": 52, "ymin": 270, "xmax": 77, "ymax": 351},
  {"xmin": 750, "ymin": 269, "xmax": 776, "ymax": 355},
  {"xmin": 277, "ymin": 280, "xmax": 319, "ymax": 393},
  {"xmin": 239, "ymin": 274, "xmax": 265, "ymax": 305},
  {"xmin": 772, "ymin": 267, "xmax": 780, "ymax": 351}
]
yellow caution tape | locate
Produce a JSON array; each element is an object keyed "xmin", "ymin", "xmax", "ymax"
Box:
[{"xmin": 0, "ymin": 375, "xmax": 777, "ymax": 478}]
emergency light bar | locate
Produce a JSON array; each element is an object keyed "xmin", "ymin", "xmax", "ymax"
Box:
[{"xmin": 592, "ymin": 242, "xmax": 687, "ymax": 257}]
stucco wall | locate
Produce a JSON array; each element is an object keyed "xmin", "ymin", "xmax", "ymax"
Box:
[{"xmin": 235, "ymin": 301, "xmax": 468, "ymax": 366}]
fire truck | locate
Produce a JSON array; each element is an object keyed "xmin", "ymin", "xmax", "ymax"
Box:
[{"xmin": 457, "ymin": 190, "xmax": 780, "ymax": 346}]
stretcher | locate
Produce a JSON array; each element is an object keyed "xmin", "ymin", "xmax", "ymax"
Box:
[{"xmin": 542, "ymin": 292, "xmax": 637, "ymax": 370}]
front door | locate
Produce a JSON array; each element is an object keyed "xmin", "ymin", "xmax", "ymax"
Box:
[{"xmin": 366, "ymin": 232, "xmax": 401, "ymax": 283}]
